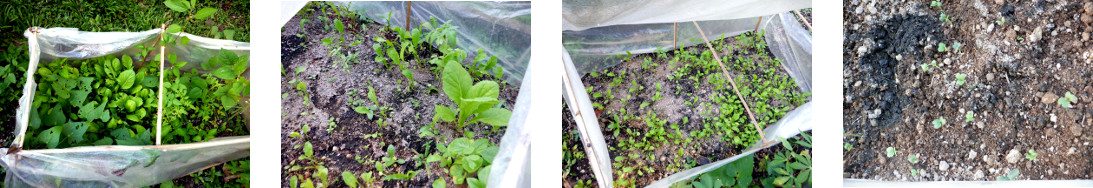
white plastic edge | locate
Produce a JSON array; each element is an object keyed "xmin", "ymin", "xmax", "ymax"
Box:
[
  {"xmin": 562, "ymin": 46, "xmax": 614, "ymax": 188},
  {"xmin": 844, "ymin": 179, "xmax": 1093, "ymax": 186}
]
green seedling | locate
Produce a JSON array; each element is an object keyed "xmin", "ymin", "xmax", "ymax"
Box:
[
  {"xmin": 997, "ymin": 17, "xmax": 1006, "ymax": 26},
  {"xmin": 952, "ymin": 41, "xmax": 962, "ymax": 52},
  {"xmin": 1058, "ymin": 91, "xmax": 1077, "ymax": 108},
  {"xmin": 955, "ymin": 73, "xmax": 966, "ymax": 86},
  {"xmin": 938, "ymin": 42, "xmax": 948, "ymax": 52},
  {"xmin": 907, "ymin": 154, "xmax": 919, "ymax": 164},
  {"xmin": 932, "ymin": 117, "xmax": 946, "ymax": 129},
  {"xmin": 886, "ymin": 147, "xmax": 896, "ymax": 158},
  {"xmin": 910, "ymin": 169, "xmax": 923, "ymax": 177},
  {"xmin": 997, "ymin": 169, "xmax": 1019, "ymax": 180},
  {"xmin": 435, "ymin": 61, "xmax": 512, "ymax": 129},
  {"xmin": 930, "ymin": 0, "xmax": 942, "ymax": 7},
  {"xmin": 1025, "ymin": 149, "xmax": 1038, "ymax": 160},
  {"xmin": 965, "ymin": 111, "xmax": 974, "ymax": 122}
]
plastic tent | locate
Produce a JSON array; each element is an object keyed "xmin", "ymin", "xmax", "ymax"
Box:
[
  {"xmin": 561, "ymin": 0, "xmax": 812, "ymax": 187},
  {"xmin": 280, "ymin": 2, "xmax": 533, "ymax": 187},
  {"xmin": 1, "ymin": 27, "xmax": 250, "ymax": 187}
]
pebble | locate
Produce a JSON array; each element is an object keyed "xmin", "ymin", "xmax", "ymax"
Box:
[
  {"xmin": 1029, "ymin": 26, "xmax": 1044, "ymax": 42},
  {"xmin": 1005, "ymin": 149, "xmax": 1022, "ymax": 164},
  {"xmin": 1043, "ymin": 93, "xmax": 1059, "ymax": 104},
  {"xmin": 944, "ymin": 58, "xmax": 952, "ymax": 65},
  {"xmin": 1068, "ymin": 147, "xmax": 1077, "ymax": 155},
  {"xmin": 968, "ymin": 150, "xmax": 978, "ymax": 160},
  {"xmin": 975, "ymin": 169, "xmax": 985, "ymax": 179},
  {"xmin": 1086, "ymin": 3, "xmax": 1093, "ymax": 13},
  {"xmin": 983, "ymin": 155, "xmax": 996, "ymax": 165},
  {"xmin": 1072, "ymin": 125, "xmax": 1082, "ymax": 136},
  {"xmin": 1050, "ymin": 113, "xmax": 1058, "ymax": 123},
  {"xmin": 868, "ymin": 109, "xmax": 882, "ymax": 119},
  {"xmin": 987, "ymin": 73, "xmax": 995, "ymax": 81},
  {"xmin": 977, "ymin": 121, "xmax": 985, "ymax": 129},
  {"xmin": 939, "ymin": 161, "xmax": 950, "ymax": 171}
]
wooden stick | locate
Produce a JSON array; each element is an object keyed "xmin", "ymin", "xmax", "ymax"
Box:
[
  {"xmin": 692, "ymin": 21, "xmax": 766, "ymax": 141},
  {"xmin": 794, "ymin": 10, "xmax": 812, "ymax": 31},
  {"xmin": 156, "ymin": 46, "xmax": 165, "ymax": 145},
  {"xmin": 406, "ymin": 2, "xmax": 412, "ymax": 29},
  {"xmin": 673, "ymin": 22, "xmax": 678, "ymax": 48},
  {"xmin": 754, "ymin": 16, "xmax": 763, "ymax": 31}
]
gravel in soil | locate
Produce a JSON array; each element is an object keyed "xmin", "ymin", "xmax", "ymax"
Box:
[
  {"xmin": 564, "ymin": 32, "xmax": 809, "ymax": 186},
  {"xmin": 280, "ymin": 6, "xmax": 518, "ymax": 187},
  {"xmin": 844, "ymin": 0, "xmax": 1093, "ymax": 181}
]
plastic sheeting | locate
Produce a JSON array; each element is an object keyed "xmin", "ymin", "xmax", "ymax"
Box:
[
  {"xmin": 562, "ymin": 0, "xmax": 810, "ymax": 31},
  {"xmin": 486, "ymin": 59, "xmax": 539, "ymax": 188},
  {"xmin": 561, "ymin": 1, "xmax": 812, "ymax": 186},
  {"xmin": 0, "ymin": 137, "xmax": 249, "ymax": 188},
  {"xmin": 5, "ymin": 27, "xmax": 250, "ymax": 187},
  {"xmin": 563, "ymin": 13, "xmax": 812, "ymax": 93},
  {"xmin": 341, "ymin": 1, "xmax": 531, "ymax": 84},
  {"xmin": 844, "ymin": 179, "xmax": 1093, "ymax": 186}
]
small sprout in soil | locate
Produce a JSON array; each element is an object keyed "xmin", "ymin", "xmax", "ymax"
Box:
[
  {"xmin": 937, "ymin": 42, "xmax": 948, "ymax": 52},
  {"xmin": 886, "ymin": 147, "xmax": 896, "ymax": 158},
  {"xmin": 907, "ymin": 154, "xmax": 920, "ymax": 164},
  {"xmin": 1017, "ymin": 36, "xmax": 1024, "ymax": 41},
  {"xmin": 965, "ymin": 111, "xmax": 974, "ymax": 122},
  {"xmin": 955, "ymin": 73, "xmax": 966, "ymax": 86},
  {"xmin": 930, "ymin": 1, "xmax": 941, "ymax": 7},
  {"xmin": 1025, "ymin": 149, "xmax": 1038, "ymax": 161},
  {"xmin": 952, "ymin": 41, "xmax": 962, "ymax": 52},
  {"xmin": 844, "ymin": 143, "xmax": 854, "ymax": 151},
  {"xmin": 932, "ymin": 117, "xmax": 946, "ymax": 129},
  {"xmin": 996, "ymin": 169, "xmax": 1020, "ymax": 181},
  {"xmin": 1059, "ymin": 91, "xmax": 1077, "ymax": 108},
  {"xmin": 910, "ymin": 169, "xmax": 923, "ymax": 177},
  {"xmin": 997, "ymin": 17, "xmax": 1006, "ymax": 26}
]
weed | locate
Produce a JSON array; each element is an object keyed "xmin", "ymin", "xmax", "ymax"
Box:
[
  {"xmin": 932, "ymin": 117, "xmax": 946, "ymax": 129},
  {"xmin": 1058, "ymin": 91, "xmax": 1077, "ymax": 108},
  {"xmin": 1025, "ymin": 149, "xmax": 1038, "ymax": 161}
]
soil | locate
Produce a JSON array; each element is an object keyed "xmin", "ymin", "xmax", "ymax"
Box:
[
  {"xmin": 562, "ymin": 33, "xmax": 808, "ymax": 186},
  {"xmin": 280, "ymin": 6, "xmax": 518, "ymax": 187},
  {"xmin": 844, "ymin": 0, "xmax": 1093, "ymax": 181}
]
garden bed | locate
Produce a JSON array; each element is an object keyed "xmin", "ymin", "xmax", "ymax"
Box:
[
  {"xmin": 843, "ymin": 0, "xmax": 1093, "ymax": 181},
  {"xmin": 280, "ymin": 3, "xmax": 518, "ymax": 187},
  {"xmin": 562, "ymin": 31, "xmax": 809, "ymax": 187}
]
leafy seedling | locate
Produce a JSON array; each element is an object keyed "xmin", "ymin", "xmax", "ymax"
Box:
[
  {"xmin": 1025, "ymin": 149, "xmax": 1038, "ymax": 161},
  {"xmin": 886, "ymin": 147, "xmax": 896, "ymax": 158},
  {"xmin": 955, "ymin": 73, "xmax": 966, "ymax": 86},
  {"xmin": 997, "ymin": 169, "xmax": 1019, "ymax": 181},
  {"xmin": 965, "ymin": 111, "xmax": 974, "ymax": 122},
  {"xmin": 996, "ymin": 17, "xmax": 1006, "ymax": 26},
  {"xmin": 937, "ymin": 42, "xmax": 948, "ymax": 52},
  {"xmin": 907, "ymin": 154, "xmax": 919, "ymax": 164},
  {"xmin": 932, "ymin": 117, "xmax": 946, "ymax": 129},
  {"xmin": 952, "ymin": 41, "xmax": 962, "ymax": 52},
  {"xmin": 435, "ymin": 61, "xmax": 512, "ymax": 129},
  {"xmin": 1058, "ymin": 91, "xmax": 1077, "ymax": 108}
]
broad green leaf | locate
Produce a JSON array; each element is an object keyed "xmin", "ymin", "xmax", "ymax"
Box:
[
  {"xmin": 38, "ymin": 126, "xmax": 63, "ymax": 148},
  {"xmin": 334, "ymin": 19, "xmax": 345, "ymax": 34},
  {"xmin": 213, "ymin": 67, "xmax": 235, "ymax": 79},
  {"xmin": 449, "ymin": 137, "xmax": 474, "ymax": 155},
  {"xmin": 432, "ymin": 179, "xmax": 446, "ymax": 188},
  {"xmin": 165, "ymin": 24, "xmax": 182, "ymax": 34},
  {"xmin": 194, "ymin": 8, "xmax": 218, "ymax": 20},
  {"xmin": 450, "ymin": 165, "xmax": 465, "ymax": 184},
  {"xmin": 426, "ymin": 154, "xmax": 442, "ymax": 162},
  {"xmin": 481, "ymin": 146, "xmax": 499, "ymax": 162},
  {"xmin": 1065, "ymin": 92, "xmax": 1078, "ymax": 102},
  {"xmin": 442, "ymin": 61, "xmax": 472, "ymax": 103},
  {"xmin": 466, "ymin": 178, "xmax": 484, "ymax": 188},
  {"xmin": 220, "ymin": 95, "xmax": 238, "ymax": 109},
  {"xmin": 224, "ymin": 30, "xmax": 236, "ymax": 41},
  {"xmin": 341, "ymin": 171, "xmax": 358, "ymax": 188},
  {"xmin": 303, "ymin": 141, "xmax": 314, "ymax": 158},
  {"xmin": 180, "ymin": 36, "xmax": 190, "ymax": 45},
  {"xmin": 773, "ymin": 176, "xmax": 790, "ymax": 187},
  {"xmin": 117, "ymin": 70, "xmax": 136, "ymax": 89},
  {"xmin": 163, "ymin": 0, "xmax": 189, "ymax": 12},
  {"xmin": 472, "ymin": 108, "xmax": 511, "ymax": 127},
  {"xmin": 233, "ymin": 56, "xmax": 249, "ymax": 76},
  {"xmin": 463, "ymin": 154, "xmax": 482, "ymax": 173},
  {"xmin": 478, "ymin": 165, "xmax": 491, "ymax": 183},
  {"xmin": 434, "ymin": 105, "xmax": 456, "ymax": 122},
  {"xmin": 466, "ymin": 81, "xmax": 499, "ymax": 99},
  {"xmin": 93, "ymin": 137, "xmax": 113, "ymax": 145}
]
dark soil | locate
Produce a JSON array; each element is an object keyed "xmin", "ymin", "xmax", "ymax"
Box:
[
  {"xmin": 844, "ymin": 0, "xmax": 1093, "ymax": 181},
  {"xmin": 562, "ymin": 33, "xmax": 809, "ymax": 187},
  {"xmin": 280, "ymin": 5, "xmax": 518, "ymax": 187}
]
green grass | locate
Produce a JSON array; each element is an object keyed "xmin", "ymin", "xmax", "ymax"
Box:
[{"xmin": 0, "ymin": 0, "xmax": 250, "ymax": 45}]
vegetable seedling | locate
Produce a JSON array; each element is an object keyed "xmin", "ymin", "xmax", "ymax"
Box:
[
  {"xmin": 932, "ymin": 117, "xmax": 946, "ymax": 129},
  {"xmin": 907, "ymin": 154, "xmax": 919, "ymax": 164},
  {"xmin": 952, "ymin": 41, "xmax": 962, "ymax": 52},
  {"xmin": 1025, "ymin": 149, "xmax": 1038, "ymax": 161},
  {"xmin": 965, "ymin": 111, "xmax": 974, "ymax": 122},
  {"xmin": 886, "ymin": 147, "xmax": 896, "ymax": 158},
  {"xmin": 1058, "ymin": 91, "xmax": 1077, "ymax": 108},
  {"xmin": 955, "ymin": 73, "xmax": 966, "ymax": 86},
  {"xmin": 996, "ymin": 169, "xmax": 1019, "ymax": 181},
  {"xmin": 937, "ymin": 42, "xmax": 948, "ymax": 52}
]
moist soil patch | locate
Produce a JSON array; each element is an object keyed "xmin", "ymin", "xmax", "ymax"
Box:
[
  {"xmin": 280, "ymin": 6, "xmax": 518, "ymax": 187},
  {"xmin": 844, "ymin": 0, "xmax": 1093, "ymax": 181},
  {"xmin": 561, "ymin": 32, "xmax": 809, "ymax": 186}
]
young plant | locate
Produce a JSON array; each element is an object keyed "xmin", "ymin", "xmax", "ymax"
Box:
[
  {"xmin": 932, "ymin": 117, "xmax": 946, "ymax": 129},
  {"xmin": 955, "ymin": 73, "xmax": 966, "ymax": 86},
  {"xmin": 431, "ymin": 136, "xmax": 499, "ymax": 186},
  {"xmin": 886, "ymin": 147, "xmax": 896, "ymax": 158},
  {"xmin": 1058, "ymin": 91, "xmax": 1077, "ymax": 108},
  {"xmin": 761, "ymin": 133, "xmax": 812, "ymax": 188},
  {"xmin": 996, "ymin": 169, "xmax": 1020, "ymax": 181},
  {"xmin": 965, "ymin": 111, "xmax": 974, "ymax": 122},
  {"xmin": 952, "ymin": 41, "xmax": 962, "ymax": 52},
  {"xmin": 996, "ymin": 17, "xmax": 1006, "ymax": 26},
  {"xmin": 1025, "ymin": 149, "xmax": 1038, "ymax": 160},
  {"xmin": 937, "ymin": 42, "xmax": 948, "ymax": 52},
  {"xmin": 434, "ymin": 62, "xmax": 512, "ymax": 129},
  {"xmin": 907, "ymin": 154, "xmax": 920, "ymax": 164}
]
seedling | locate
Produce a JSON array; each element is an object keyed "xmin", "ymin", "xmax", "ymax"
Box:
[
  {"xmin": 910, "ymin": 169, "xmax": 923, "ymax": 177},
  {"xmin": 955, "ymin": 73, "xmax": 966, "ymax": 86},
  {"xmin": 1058, "ymin": 91, "xmax": 1077, "ymax": 108},
  {"xmin": 932, "ymin": 117, "xmax": 946, "ymax": 129},
  {"xmin": 965, "ymin": 111, "xmax": 974, "ymax": 122},
  {"xmin": 952, "ymin": 41, "xmax": 962, "ymax": 52},
  {"xmin": 907, "ymin": 154, "xmax": 920, "ymax": 164},
  {"xmin": 886, "ymin": 147, "xmax": 896, "ymax": 158},
  {"xmin": 435, "ymin": 62, "xmax": 512, "ymax": 130},
  {"xmin": 996, "ymin": 169, "xmax": 1020, "ymax": 180},
  {"xmin": 937, "ymin": 42, "xmax": 948, "ymax": 52},
  {"xmin": 996, "ymin": 17, "xmax": 1006, "ymax": 26},
  {"xmin": 1025, "ymin": 149, "xmax": 1038, "ymax": 160}
]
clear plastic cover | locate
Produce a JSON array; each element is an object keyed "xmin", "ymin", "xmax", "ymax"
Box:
[
  {"xmin": 343, "ymin": 1, "xmax": 531, "ymax": 84},
  {"xmin": 561, "ymin": 3, "xmax": 812, "ymax": 186},
  {"xmin": 6, "ymin": 27, "xmax": 250, "ymax": 187}
]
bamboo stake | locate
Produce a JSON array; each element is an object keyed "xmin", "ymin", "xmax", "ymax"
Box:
[
  {"xmin": 406, "ymin": 2, "xmax": 412, "ymax": 29},
  {"xmin": 156, "ymin": 46, "xmax": 165, "ymax": 145},
  {"xmin": 754, "ymin": 16, "xmax": 763, "ymax": 31},
  {"xmin": 794, "ymin": 10, "xmax": 812, "ymax": 31},
  {"xmin": 692, "ymin": 21, "xmax": 765, "ymax": 141},
  {"xmin": 673, "ymin": 22, "xmax": 678, "ymax": 48}
]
